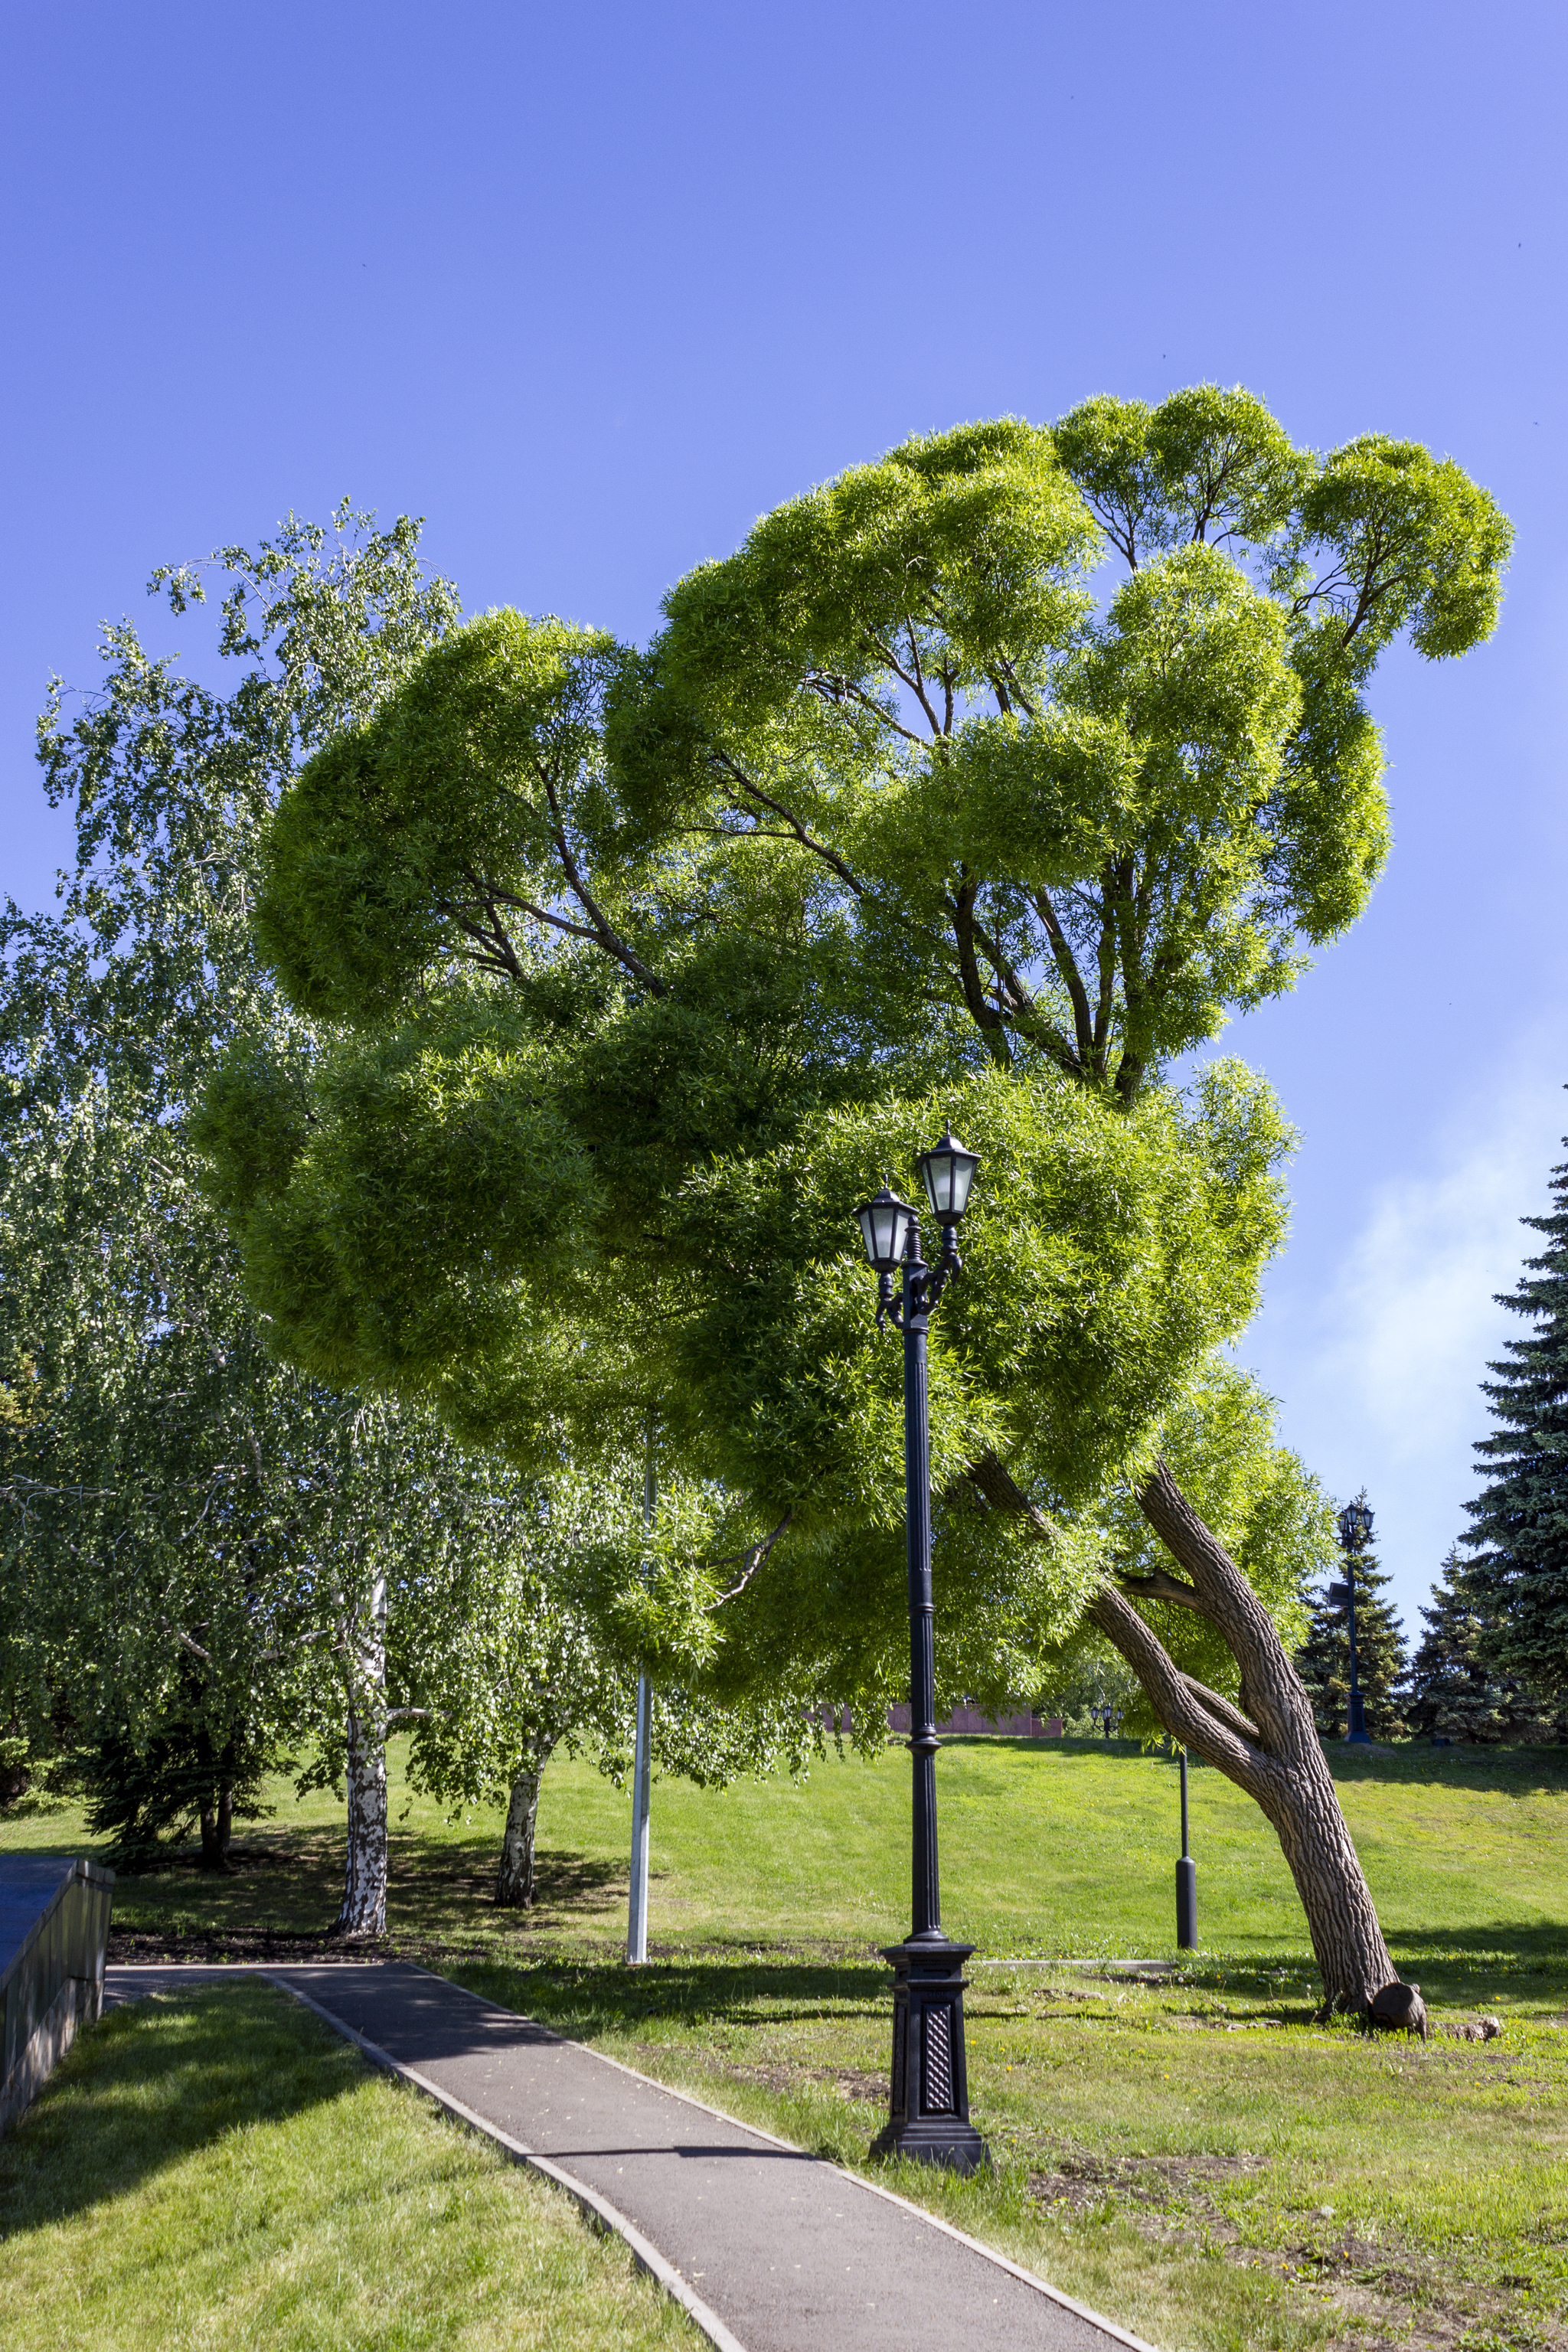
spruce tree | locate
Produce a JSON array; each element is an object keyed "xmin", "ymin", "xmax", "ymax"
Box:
[
  {"xmin": 1464, "ymin": 1146, "xmax": 1568, "ymax": 1694},
  {"xmin": 1404, "ymin": 1545, "xmax": 1553, "ymax": 1743},
  {"xmin": 1296, "ymin": 1497, "xmax": 1410, "ymax": 1739}
]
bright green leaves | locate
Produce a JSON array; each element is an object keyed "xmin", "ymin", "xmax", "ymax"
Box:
[
  {"xmin": 658, "ymin": 416, "xmax": 1098, "ymax": 731},
  {"xmin": 257, "ymin": 611, "xmax": 638, "ymax": 1025},
  {"xmin": 665, "ymin": 1058, "xmax": 1290, "ymax": 1526},
  {"xmin": 198, "ymin": 1003, "xmax": 599, "ymax": 1399},
  {"xmin": 1085, "ymin": 544, "xmax": 1302, "ymax": 807},
  {"xmin": 1286, "ymin": 435, "xmax": 1511, "ymax": 671},
  {"xmin": 626, "ymin": 390, "xmax": 1508, "ymax": 1098},
  {"xmin": 1054, "ymin": 385, "xmax": 1313, "ymax": 567},
  {"xmin": 645, "ymin": 1060, "xmax": 1292, "ymax": 1723}
]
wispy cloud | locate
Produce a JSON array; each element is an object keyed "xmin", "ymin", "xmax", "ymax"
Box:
[{"xmin": 1243, "ymin": 1063, "xmax": 1566, "ymax": 1632}]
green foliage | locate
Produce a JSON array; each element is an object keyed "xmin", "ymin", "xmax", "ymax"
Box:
[
  {"xmin": 0, "ymin": 512, "xmax": 545, "ymax": 1805},
  {"xmin": 211, "ymin": 392, "xmax": 1506, "ymax": 1756},
  {"xmin": 611, "ymin": 388, "xmax": 1506, "ymax": 1099},
  {"xmin": 1464, "ymin": 1143, "xmax": 1568, "ymax": 1694},
  {"xmin": 1404, "ymin": 1546, "xmax": 1559, "ymax": 1746},
  {"xmin": 256, "ymin": 611, "xmax": 632, "ymax": 1024},
  {"xmin": 80, "ymin": 1690, "xmax": 279, "ymax": 1870}
]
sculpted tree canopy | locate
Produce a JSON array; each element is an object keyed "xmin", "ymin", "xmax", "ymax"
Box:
[{"xmin": 204, "ymin": 388, "xmax": 1509, "ymax": 2013}]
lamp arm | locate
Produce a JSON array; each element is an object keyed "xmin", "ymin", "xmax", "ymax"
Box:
[{"xmin": 925, "ymin": 1223, "xmax": 963, "ymax": 1310}]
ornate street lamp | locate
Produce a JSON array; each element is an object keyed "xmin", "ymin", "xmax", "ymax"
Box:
[
  {"xmin": 853, "ymin": 1129, "xmax": 988, "ymax": 2175},
  {"xmin": 1332, "ymin": 1498, "xmax": 1375, "ymax": 1746}
]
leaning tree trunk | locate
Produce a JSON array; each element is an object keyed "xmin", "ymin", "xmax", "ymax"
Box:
[
  {"xmin": 970, "ymin": 1454, "xmax": 1397, "ymax": 2016},
  {"xmin": 495, "ymin": 1750, "xmax": 554, "ymax": 1907},
  {"xmin": 334, "ymin": 1571, "xmax": 389, "ymax": 1939}
]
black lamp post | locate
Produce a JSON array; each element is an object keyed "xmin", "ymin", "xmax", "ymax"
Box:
[
  {"xmin": 1333, "ymin": 1498, "xmax": 1374, "ymax": 1746},
  {"xmin": 854, "ymin": 1129, "xmax": 988, "ymax": 2175},
  {"xmin": 1175, "ymin": 1749, "xmax": 1197, "ymax": 1949}
]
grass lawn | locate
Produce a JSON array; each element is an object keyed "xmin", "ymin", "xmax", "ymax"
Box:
[
  {"xmin": 8, "ymin": 1733, "xmax": 1568, "ymax": 2350},
  {"xmin": 0, "ymin": 1978, "xmax": 697, "ymax": 2350}
]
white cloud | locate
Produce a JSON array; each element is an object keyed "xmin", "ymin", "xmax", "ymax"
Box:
[{"xmin": 1243, "ymin": 1063, "xmax": 1566, "ymax": 1635}]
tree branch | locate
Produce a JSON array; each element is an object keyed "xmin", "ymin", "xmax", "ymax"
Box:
[{"xmin": 707, "ymin": 1512, "xmax": 795, "ymax": 1607}]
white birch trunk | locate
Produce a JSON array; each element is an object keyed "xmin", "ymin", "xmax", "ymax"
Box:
[
  {"xmin": 335, "ymin": 1570, "xmax": 388, "ymax": 1938},
  {"xmin": 495, "ymin": 1758, "xmax": 549, "ymax": 1906}
]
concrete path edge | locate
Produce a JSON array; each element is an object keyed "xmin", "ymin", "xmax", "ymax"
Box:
[
  {"xmin": 270, "ymin": 1970, "xmax": 746, "ymax": 2352},
  {"xmin": 107, "ymin": 1962, "xmax": 1163, "ymax": 2352}
]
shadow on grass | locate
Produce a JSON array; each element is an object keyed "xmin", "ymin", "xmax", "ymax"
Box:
[
  {"xmin": 1152, "ymin": 1922, "xmax": 1568, "ymax": 2011},
  {"xmin": 1326, "ymin": 1742, "xmax": 1568, "ymax": 1796},
  {"xmin": 107, "ymin": 1833, "xmax": 628, "ymax": 1953},
  {"xmin": 455, "ymin": 1951, "xmax": 890, "ymax": 2042},
  {"xmin": 0, "ymin": 1982, "xmax": 355, "ymax": 2233}
]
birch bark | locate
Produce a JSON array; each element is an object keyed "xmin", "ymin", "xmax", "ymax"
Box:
[
  {"xmin": 495, "ymin": 1757, "xmax": 550, "ymax": 1906},
  {"xmin": 334, "ymin": 1569, "xmax": 389, "ymax": 1938}
]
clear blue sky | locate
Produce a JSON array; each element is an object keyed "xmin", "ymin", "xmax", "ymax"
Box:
[{"xmin": 5, "ymin": 1, "xmax": 1566, "ymax": 1639}]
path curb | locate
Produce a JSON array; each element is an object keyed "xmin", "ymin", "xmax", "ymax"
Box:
[{"xmin": 107, "ymin": 1961, "xmax": 1164, "ymax": 2352}]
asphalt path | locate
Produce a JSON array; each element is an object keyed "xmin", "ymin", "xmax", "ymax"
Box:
[{"xmin": 106, "ymin": 1960, "xmax": 1160, "ymax": 2352}]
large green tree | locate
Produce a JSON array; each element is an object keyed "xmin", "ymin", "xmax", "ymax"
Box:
[
  {"xmin": 1403, "ymin": 1545, "xmax": 1555, "ymax": 1746},
  {"xmin": 206, "ymin": 390, "xmax": 1508, "ymax": 2011},
  {"xmin": 1463, "ymin": 1142, "xmax": 1568, "ymax": 1694}
]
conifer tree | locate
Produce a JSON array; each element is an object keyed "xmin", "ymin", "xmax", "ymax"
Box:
[
  {"xmin": 1464, "ymin": 1147, "xmax": 1568, "ymax": 1694},
  {"xmin": 1404, "ymin": 1545, "xmax": 1553, "ymax": 1744},
  {"xmin": 1296, "ymin": 1499, "xmax": 1409, "ymax": 1739}
]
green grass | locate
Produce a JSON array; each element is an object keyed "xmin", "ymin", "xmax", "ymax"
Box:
[
  {"xmin": 0, "ymin": 1980, "xmax": 697, "ymax": 2350},
  {"xmin": 10, "ymin": 1733, "xmax": 1568, "ymax": 2350}
]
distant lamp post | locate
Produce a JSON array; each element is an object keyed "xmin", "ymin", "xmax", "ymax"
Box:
[
  {"xmin": 1332, "ymin": 1498, "xmax": 1375, "ymax": 1746},
  {"xmin": 853, "ymin": 1129, "xmax": 988, "ymax": 2176},
  {"xmin": 1176, "ymin": 1749, "xmax": 1197, "ymax": 1949}
]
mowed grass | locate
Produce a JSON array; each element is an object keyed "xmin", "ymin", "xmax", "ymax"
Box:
[
  {"xmin": 9, "ymin": 1734, "xmax": 1568, "ymax": 2349},
  {"xmin": 11, "ymin": 1733, "xmax": 1566, "ymax": 1998},
  {"xmin": 0, "ymin": 1981, "xmax": 697, "ymax": 2352}
]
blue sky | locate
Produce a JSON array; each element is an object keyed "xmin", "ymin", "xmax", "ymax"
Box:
[{"xmin": 4, "ymin": 1, "xmax": 1566, "ymax": 1638}]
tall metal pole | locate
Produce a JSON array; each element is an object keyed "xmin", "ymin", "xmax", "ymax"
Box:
[
  {"xmin": 1175, "ymin": 1749, "xmax": 1197, "ymax": 1949},
  {"xmin": 874, "ymin": 1219, "xmax": 988, "ymax": 2174},
  {"xmin": 1344, "ymin": 1553, "xmax": 1368, "ymax": 1743},
  {"xmin": 626, "ymin": 1420, "xmax": 655, "ymax": 1965},
  {"xmin": 903, "ymin": 1232, "xmax": 940, "ymax": 1942}
]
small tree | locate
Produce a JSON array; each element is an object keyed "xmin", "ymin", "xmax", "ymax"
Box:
[
  {"xmin": 1464, "ymin": 1144, "xmax": 1568, "ymax": 1697},
  {"xmin": 1296, "ymin": 1506, "xmax": 1408, "ymax": 1740},
  {"xmin": 1404, "ymin": 1545, "xmax": 1553, "ymax": 1745},
  {"xmin": 79, "ymin": 1664, "xmax": 282, "ymax": 1870}
]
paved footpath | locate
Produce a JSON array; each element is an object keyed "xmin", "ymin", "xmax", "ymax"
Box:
[{"xmin": 106, "ymin": 1960, "xmax": 1158, "ymax": 2352}]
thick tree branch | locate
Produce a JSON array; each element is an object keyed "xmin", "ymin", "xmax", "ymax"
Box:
[
  {"xmin": 1086, "ymin": 1579, "xmax": 1269, "ymax": 1788},
  {"xmin": 1114, "ymin": 1568, "xmax": 1204, "ymax": 1611},
  {"xmin": 715, "ymin": 756, "xmax": 866, "ymax": 894},
  {"xmin": 1135, "ymin": 1459, "xmax": 1318, "ymax": 1758}
]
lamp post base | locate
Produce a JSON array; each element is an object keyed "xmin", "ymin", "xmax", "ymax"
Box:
[
  {"xmin": 872, "ymin": 1938, "xmax": 990, "ymax": 2175},
  {"xmin": 1346, "ymin": 1689, "xmax": 1371, "ymax": 1745}
]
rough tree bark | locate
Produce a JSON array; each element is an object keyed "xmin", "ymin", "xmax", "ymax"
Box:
[
  {"xmin": 969, "ymin": 1453, "xmax": 1399, "ymax": 2015},
  {"xmin": 334, "ymin": 1571, "xmax": 389, "ymax": 1938},
  {"xmin": 495, "ymin": 1750, "xmax": 554, "ymax": 1907}
]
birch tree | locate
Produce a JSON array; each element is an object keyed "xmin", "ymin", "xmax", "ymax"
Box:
[{"xmin": 0, "ymin": 510, "xmax": 470, "ymax": 1928}]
